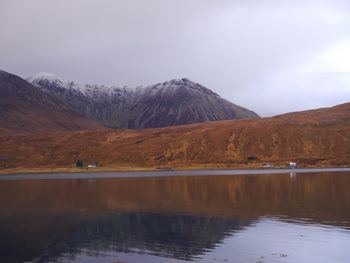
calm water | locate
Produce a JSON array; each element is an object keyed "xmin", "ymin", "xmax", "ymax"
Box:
[{"xmin": 0, "ymin": 172, "xmax": 350, "ymax": 263}]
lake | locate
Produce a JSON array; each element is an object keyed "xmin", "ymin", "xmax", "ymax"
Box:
[{"xmin": 0, "ymin": 170, "xmax": 349, "ymax": 263}]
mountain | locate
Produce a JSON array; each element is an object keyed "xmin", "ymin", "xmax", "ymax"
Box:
[
  {"xmin": 27, "ymin": 73, "xmax": 259, "ymax": 128},
  {"xmin": 0, "ymin": 70, "xmax": 102, "ymax": 133},
  {"xmin": 127, "ymin": 78, "xmax": 259, "ymax": 128},
  {"xmin": 1, "ymin": 102, "xmax": 349, "ymax": 170}
]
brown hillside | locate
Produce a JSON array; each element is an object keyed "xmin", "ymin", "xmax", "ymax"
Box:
[
  {"xmin": 0, "ymin": 70, "xmax": 103, "ymax": 133},
  {"xmin": 0, "ymin": 103, "xmax": 349, "ymax": 170}
]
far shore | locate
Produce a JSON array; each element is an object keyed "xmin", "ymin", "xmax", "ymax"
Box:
[{"xmin": 0, "ymin": 166, "xmax": 349, "ymax": 181}]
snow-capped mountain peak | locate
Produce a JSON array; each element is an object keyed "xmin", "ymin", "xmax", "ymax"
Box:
[{"xmin": 147, "ymin": 78, "xmax": 218, "ymax": 96}]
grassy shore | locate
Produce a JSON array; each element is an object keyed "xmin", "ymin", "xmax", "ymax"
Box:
[{"xmin": 1, "ymin": 162, "xmax": 349, "ymax": 175}]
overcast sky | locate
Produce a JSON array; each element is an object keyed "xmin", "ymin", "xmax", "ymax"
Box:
[{"xmin": 1, "ymin": 0, "xmax": 350, "ymax": 116}]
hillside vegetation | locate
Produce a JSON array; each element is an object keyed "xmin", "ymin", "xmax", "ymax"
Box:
[{"xmin": 0, "ymin": 103, "xmax": 349, "ymax": 170}]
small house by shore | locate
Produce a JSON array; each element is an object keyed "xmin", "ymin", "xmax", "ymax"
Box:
[{"xmin": 289, "ymin": 162, "xmax": 297, "ymax": 168}]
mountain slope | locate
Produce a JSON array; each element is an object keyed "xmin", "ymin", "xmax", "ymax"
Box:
[
  {"xmin": 28, "ymin": 73, "xmax": 259, "ymax": 128},
  {"xmin": 1, "ymin": 102, "xmax": 349, "ymax": 169},
  {"xmin": 0, "ymin": 70, "xmax": 102, "ymax": 133}
]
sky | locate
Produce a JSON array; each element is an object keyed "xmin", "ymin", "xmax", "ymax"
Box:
[{"xmin": 0, "ymin": 0, "xmax": 350, "ymax": 116}]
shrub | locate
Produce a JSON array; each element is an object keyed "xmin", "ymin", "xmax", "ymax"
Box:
[
  {"xmin": 247, "ymin": 156, "xmax": 258, "ymax": 162},
  {"xmin": 76, "ymin": 160, "xmax": 84, "ymax": 167}
]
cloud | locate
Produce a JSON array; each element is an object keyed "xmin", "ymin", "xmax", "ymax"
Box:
[{"xmin": 0, "ymin": 0, "xmax": 349, "ymax": 116}]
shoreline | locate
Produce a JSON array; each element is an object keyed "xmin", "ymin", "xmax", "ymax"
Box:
[
  {"xmin": 0, "ymin": 167, "xmax": 349, "ymax": 181},
  {"xmin": 1, "ymin": 162, "xmax": 350, "ymax": 176}
]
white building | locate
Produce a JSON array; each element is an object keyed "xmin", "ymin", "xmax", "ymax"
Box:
[{"xmin": 289, "ymin": 162, "xmax": 297, "ymax": 168}]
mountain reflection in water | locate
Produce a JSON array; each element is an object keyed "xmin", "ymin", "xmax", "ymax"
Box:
[{"xmin": 0, "ymin": 172, "xmax": 349, "ymax": 263}]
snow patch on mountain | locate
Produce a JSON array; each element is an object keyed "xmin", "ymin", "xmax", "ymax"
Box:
[
  {"xmin": 27, "ymin": 73, "xmax": 217, "ymax": 99},
  {"xmin": 27, "ymin": 72, "xmax": 69, "ymax": 88},
  {"xmin": 27, "ymin": 72, "xmax": 145, "ymax": 101}
]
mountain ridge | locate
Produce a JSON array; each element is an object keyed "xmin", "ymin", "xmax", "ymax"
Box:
[{"xmin": 27, "ymin": 73, "xmax": 259, "ymax": 128}]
